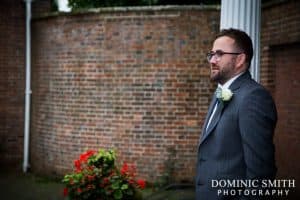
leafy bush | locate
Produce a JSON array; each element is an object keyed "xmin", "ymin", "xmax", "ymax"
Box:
[{"xmin": 62, "ymin": 149, "xmax": 146, "ymax": 200}]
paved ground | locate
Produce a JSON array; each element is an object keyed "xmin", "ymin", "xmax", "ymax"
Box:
[
  {"xmin": 0, "ymin": 169, "xmax": 65, "ymax": 200},
  {"xmin": 144, "ymin": 184, "xmax": 195, "ymax": 200},
  {"xmin": 0, "ymin": 168, "xmax": 195, "ymax": 200}
]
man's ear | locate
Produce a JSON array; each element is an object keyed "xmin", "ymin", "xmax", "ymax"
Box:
[{"xmin": 235, "ymin": 53, "xmax": 247, "ymax": 70}]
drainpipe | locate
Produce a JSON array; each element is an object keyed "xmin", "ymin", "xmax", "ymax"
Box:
[{"xmin": 23, "ymin": 0, "xmax": 33, "ymax": 173}]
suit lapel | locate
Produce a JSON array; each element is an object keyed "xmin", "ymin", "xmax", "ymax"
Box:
[
  {"xmin": 205, "ymin": 101, "xmax": 224, "ymax": 134},
  {"xmin": 201, "ymin": 96, "xmax": 217, "ymax": 135},
  {"xmin": 199, "ymin": 71, "xmax": 252, "ymax": 145},
  {"xmin": 200, "ymin": 100, "xmax": 225, "ymax": 144}
]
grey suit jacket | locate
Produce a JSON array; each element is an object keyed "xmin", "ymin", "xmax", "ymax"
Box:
[{"xmin": 196, "ymin": 71, "xmax": 277, "ymax": 200}]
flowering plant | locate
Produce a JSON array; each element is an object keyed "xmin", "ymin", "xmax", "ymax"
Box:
[
  {"xmin": 215, "ymin": 87, "xmax": 233, "ymax": 102},
  {"xmin": 62, "ymin": 149, "xmax": 146, "ymax": 200}
]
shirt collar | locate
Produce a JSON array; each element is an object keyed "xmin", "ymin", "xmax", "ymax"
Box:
[{"xmin": 218, "ymin": 71, "xmax": 245, "ymax": 89}]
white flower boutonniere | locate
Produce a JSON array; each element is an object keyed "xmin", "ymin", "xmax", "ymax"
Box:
[{"xmin": 215, "ymin": 87, "xmax": 233, "ymax": 102}]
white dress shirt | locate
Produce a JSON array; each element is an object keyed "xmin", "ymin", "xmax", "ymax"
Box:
[{"xmin": 206, "ymin": 71, "xmax": 245, "ymax": 131}]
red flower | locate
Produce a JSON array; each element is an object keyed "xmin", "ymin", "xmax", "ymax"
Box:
[
  {"xmin": 79, "ymin": 150, "xmax": 96, "ymax": 163},
  {"xmin": 136, "ymin": 179, "xmax": 146, "ymax": 189},
  {"xmin": 74, "ymin": 159, "xmax": 82, "ymax": 171},
  {"xmin": 121, "ymin": 162, "xmax": 128, "ymax": 175},
  {"xmin": 87, "ymin": 184, "xmax": 95, "ymax": 190},
  {"xmin": 128, "ymin": 179, "xmax": 135, "ymax": 185},
  {"xmin": 63, "ymin": 188, "xmax": 68, "ymax": 197},
  {"xmin": 103, "ymin": 177, "xmax": 110, "ymax": 184},
  {"xmin": 77, "ymin": 188, "xmax": 82, "ymax": 193},
  {"xmin": 87, "ymin": 174, "xmax": 95, "ymax": 181},
  {"xmin": 121, "ymin": 162, "xmax": 136, "ymax": 177}
]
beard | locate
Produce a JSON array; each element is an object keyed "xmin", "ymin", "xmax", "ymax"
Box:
[{"xmin": 210, "ymin": 62, "xmax": 235, "ymax": 85}]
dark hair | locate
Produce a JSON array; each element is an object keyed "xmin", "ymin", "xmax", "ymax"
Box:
[{"xmin": 216, "ymin": 28, "xmax": 253, "ymax": 68}]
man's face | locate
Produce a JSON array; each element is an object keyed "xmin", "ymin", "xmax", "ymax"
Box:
[{"xmin": 209, "ymin": 36, "xmax": 240, "ymax": 85}]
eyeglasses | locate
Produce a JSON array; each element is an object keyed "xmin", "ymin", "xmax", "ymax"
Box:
[{"xmin": 206, "ymin": 50, "xmax": 242, "ymax": 62}]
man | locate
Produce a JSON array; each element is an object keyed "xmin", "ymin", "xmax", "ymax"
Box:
[{"xmin": 196, "ymin": 28, "xmax": 277, "ymax": 199}]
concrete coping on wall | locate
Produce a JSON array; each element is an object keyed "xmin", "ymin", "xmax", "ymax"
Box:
[
  {"xmin": 262, "ymin": 0, "xmax": 289, "ymax": 9},
  {"xmin": 33, "ymin": 5, "xmax": 220, "ymax": 19}
]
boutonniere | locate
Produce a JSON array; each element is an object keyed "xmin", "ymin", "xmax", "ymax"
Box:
[{"xmin": 215, "ymin": 87, "xmax": 233, "ymax": 102}]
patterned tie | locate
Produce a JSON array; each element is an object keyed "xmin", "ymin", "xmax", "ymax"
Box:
[
  {"xmin": 215, "ymin": 86, "xmax": 222, "ymax": 100},
  {"xmin": 206, "ymin": 87, "xmax": 223, "ymax": 132}
]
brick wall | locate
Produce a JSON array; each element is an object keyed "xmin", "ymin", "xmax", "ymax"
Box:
[
  {"xmin": 272, "ymin": 43, "xmax": 300, "ymax": 198},
  {"xmin": 30, "ymin": 7, "xmax": 220, "ymax": 181},
  {"xmin": 0, "ymin": 0, "xmax": 25, "ymax": 167},
  {"xmin": 261, "ymin": 0, "xmax": 300, "ymax": 92},
  {"xmin": 261, "ymin": 0, "xmax": 300, "ymax": 197}
]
